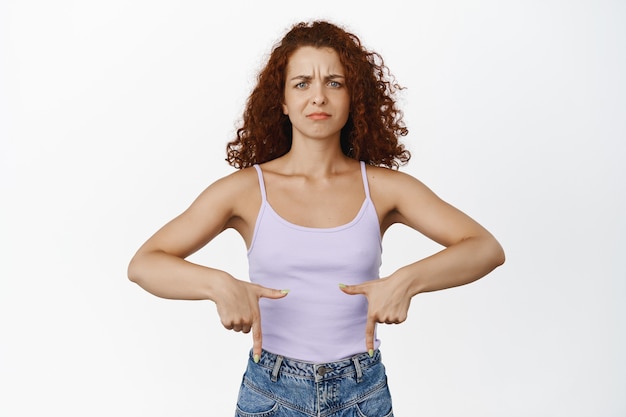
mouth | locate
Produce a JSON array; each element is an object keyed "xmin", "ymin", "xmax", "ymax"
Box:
[{"xmin": 307, "ymin": 112, "xmax": 331, "ymax": 120}]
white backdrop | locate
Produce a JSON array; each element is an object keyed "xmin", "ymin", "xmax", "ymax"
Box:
[{"xmin": 1, "ymin": 1, "xmax": 624, "ymax": 416}]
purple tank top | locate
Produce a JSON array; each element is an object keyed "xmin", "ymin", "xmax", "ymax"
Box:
[{"xmin": 248, "ymin": 161, "xmax": 382, "ymax": 362}]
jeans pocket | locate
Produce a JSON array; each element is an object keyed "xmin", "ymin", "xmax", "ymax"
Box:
[
  {"xmin": 355, "ymin": 384, "xmax": 394, "ymax": 417},
  {"xmin": 235, "ymin": 381, "xmax": 280, "ymax": 417}
]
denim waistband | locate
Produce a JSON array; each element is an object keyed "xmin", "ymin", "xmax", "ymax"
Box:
[{"xmin": 251, "ymin": 349, "xmax": 382, "ymax": 382}]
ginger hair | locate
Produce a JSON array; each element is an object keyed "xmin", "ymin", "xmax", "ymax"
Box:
[{"xmin": 226, "ymin": 20, "xmax": 410, "ymax": 169}]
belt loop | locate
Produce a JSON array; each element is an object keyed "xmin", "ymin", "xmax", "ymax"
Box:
[
  {"xmin": 352, "ymin": 356, "xmax": 363, "ymax": 383},
  {"xmin": 271, "ymin": 355, "xmax": 283, "ymax": 382}
]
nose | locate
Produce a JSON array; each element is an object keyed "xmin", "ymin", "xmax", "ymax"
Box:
[
  {"xmin": 312, "ymin": 95, "xmax": 326, "ymax": 105},
  {"xmin": 311, "ymin": 84, "xmax": 326, "ymax": 105}
]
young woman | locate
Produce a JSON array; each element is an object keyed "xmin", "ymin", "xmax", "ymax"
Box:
[{"xmin": 128, "ymin": 20, "xmax": 505, "ymax": 417}]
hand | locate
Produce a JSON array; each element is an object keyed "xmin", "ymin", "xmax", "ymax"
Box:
[
  {"xmin": 340, "ymin": 276, "xmax": 412, "ymax": 355},
  {"xmin": 212, "ymin": 275, "xmax": 288, "ymax": 362}
]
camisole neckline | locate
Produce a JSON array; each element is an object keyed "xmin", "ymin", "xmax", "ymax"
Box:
[{"xmin": 253, "ymin": 161, "xmax": 372, "ymax": 233}]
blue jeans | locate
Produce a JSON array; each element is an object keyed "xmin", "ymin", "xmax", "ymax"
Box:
[{"xmin": 235, "ymin": 349, "xmax": 394, "ymax": 417}]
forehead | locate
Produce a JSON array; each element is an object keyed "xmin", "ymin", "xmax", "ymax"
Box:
[{"xmin": 286, "ymin": 46, "xmax": 345, "ymax": 74}]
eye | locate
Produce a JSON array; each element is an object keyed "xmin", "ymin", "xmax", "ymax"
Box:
[
  {"xmin": 295, "ymin": 81, "xmax": 308, "ymax": 89},
  {"xmin": 328, "ymin": 80, "xmax": 342, "ymax": 88}
]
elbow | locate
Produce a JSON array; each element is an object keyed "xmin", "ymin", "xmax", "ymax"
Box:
[
  {"xmin": 127, "ymin": 255, "xmax": 143, "ymax": 284},
  {"xmin": 489, "ymin": 238, "xmax": 506, "ymax": 269}
]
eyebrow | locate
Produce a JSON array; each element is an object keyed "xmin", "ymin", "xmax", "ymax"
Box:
[{"xmin": 289, "ymin": 74, "xmax": 345, "ymax": 81}]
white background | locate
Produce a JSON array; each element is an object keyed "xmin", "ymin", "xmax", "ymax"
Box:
[{"xmin": 1, "ymin": 1, "xmax": 624, "ymax": 416}]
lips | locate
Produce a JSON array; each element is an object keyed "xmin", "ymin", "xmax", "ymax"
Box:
[{"xmin": 307, "ymin": 112, "xmax": 331, "ymax": 120}]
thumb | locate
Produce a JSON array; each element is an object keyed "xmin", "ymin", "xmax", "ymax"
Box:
[
  {"xmin": 258, "ymin": 286, "xmax": 290, "ymax": 300},
  {"xmin": 339, "ymin": 282, "xmax": 366, "ymax": 296}
]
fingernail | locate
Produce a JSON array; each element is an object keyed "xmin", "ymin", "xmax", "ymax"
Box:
[
  {"xmin": 253, "ymin": 354, "xmax": 260, "ymax": 363},
  {"xmin": 368, "ymin": 349, "xmax": 374, "ymax": 357},
  {"xmin": 338, "ymin": 283, "xmax": 347, "ymax": 288},
  {"xmin": 280, "ymin": 289, "xmax": 290, "ymax": 294}
]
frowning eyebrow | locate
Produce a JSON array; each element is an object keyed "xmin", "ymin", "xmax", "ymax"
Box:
[{"xmin": 289, "ymin": 74, "xmax": 345, "ymax": 81}]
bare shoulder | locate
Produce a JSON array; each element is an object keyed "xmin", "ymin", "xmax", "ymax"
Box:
[
  {"xmin": 366, "ymin": 165, "xmax": 437, "ymax": 205},
  {"xmin": 137, "ymin": 167, "xmax": 261, "ymax": 257},
  {"xmin": 202, "ymin": 166, "xmax": 258, "ymax": 197},
  {"xmin": 366, "ymin": 165, "xmax": 457, "ymax": 235},
  {"xmin": 192, "ymin": 166, "xmax": 260, "ymax": 218},
  {"xmin": 367, "ymin": 164, "xmax": 497, "ymax": 247},
  {"xmin": 366, "ymin": 165, "xmax": 415, "ymax": 182}
]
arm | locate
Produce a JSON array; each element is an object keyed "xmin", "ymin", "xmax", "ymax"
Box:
[
  {"xmin": 127, "ymin": 171, "xmax": 245, "ymax": 300},
  {"xmin": 341, "ymin": 168, "xmax": 505, "ymax": 353},
  {"xmin": 127, "ymin": 169, "xmax": 286, "ymax": 360},
  {"xmin": 385, "ymin": 172, "xmax": 505, "ymax": 296}
]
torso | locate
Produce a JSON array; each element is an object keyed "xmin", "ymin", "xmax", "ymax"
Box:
[{"xmin": 246, "ymin": 159, "xmax": 383, "ymax": 362}]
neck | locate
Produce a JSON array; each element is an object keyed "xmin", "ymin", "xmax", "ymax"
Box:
[{"xmin": 279, "ymin": 138, "xmax": 353, "ymax": 177}]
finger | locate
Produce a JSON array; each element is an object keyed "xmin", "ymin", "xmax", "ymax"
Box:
[
  {"xmin": 252, "ymin": 314, "xmax": 262, "ymax": 364},
  {"xmin": 250, "ymin": 287, "xmax": 287, "ymax": 363},
  {"xmin": 258, "ymin": 286, "xmax": 290, "ymax": 300},
  {"xmin": 338, "ymin": 283, "xmax": 366, "ymax": 295},
  {"xmin": 365, "ymin": 316, "xmax": 376, "ymax": 357}
]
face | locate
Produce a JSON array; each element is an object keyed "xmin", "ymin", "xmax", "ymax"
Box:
[{"xmin": 282, "ymin": 46, "xmax": 350, "ymax": 142}]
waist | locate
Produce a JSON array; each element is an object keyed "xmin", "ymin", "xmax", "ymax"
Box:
[{"xmin": 251, "ymin": 349, "xmax": 382, "ymax": 381}]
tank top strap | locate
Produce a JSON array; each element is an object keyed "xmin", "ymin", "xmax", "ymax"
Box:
[
  {"xmin": 253, "ymin": 164, "xmax": 267, "ymax": 202},
  {"xmin": 359, "ymin": 161, "xmax": 371, "ymax": 199},
  {"xmin": 256, "ymin": 162, "xmax": 367, "ymax": 201}
]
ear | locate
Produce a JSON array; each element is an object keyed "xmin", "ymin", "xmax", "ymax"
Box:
[{"xmin": 282, "ymin": 103, "xmax": 288, "ymax": 115}]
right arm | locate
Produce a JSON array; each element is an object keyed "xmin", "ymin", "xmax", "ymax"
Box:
[
  {"xmin": 127, "ymin": 169, "xmax": 286, "ymax": 358},
  {"xmin": 127, "ymin": 170, "xmax": 247, "ymax": 301}
]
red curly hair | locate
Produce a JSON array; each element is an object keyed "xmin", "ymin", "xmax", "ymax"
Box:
[{"xmin": 226, "ymin": 20, "xmax": 410, "ymax": 169}]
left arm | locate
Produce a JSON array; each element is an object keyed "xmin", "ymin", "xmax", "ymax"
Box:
[{"xmin": 341, "ymin": 168, "xmax": 505, "ymax": 354}]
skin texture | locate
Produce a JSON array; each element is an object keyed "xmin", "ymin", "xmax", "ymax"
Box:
[
  {"xmin": 282, "ymin": 47, "xmax": 351, "ymax": 144},
  {"xmin": 128, "ymin": 42, "xmax": 505, "ymax": 362}
]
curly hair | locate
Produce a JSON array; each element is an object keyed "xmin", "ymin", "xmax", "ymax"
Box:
[{"xmin": 226, "ymin": 20, "xmax": 410, "ymax": 169}]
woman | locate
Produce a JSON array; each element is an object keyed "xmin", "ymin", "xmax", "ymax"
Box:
[{"xmin": 128, "ymin": 20, "xmax": 505, "ymax": 416}]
